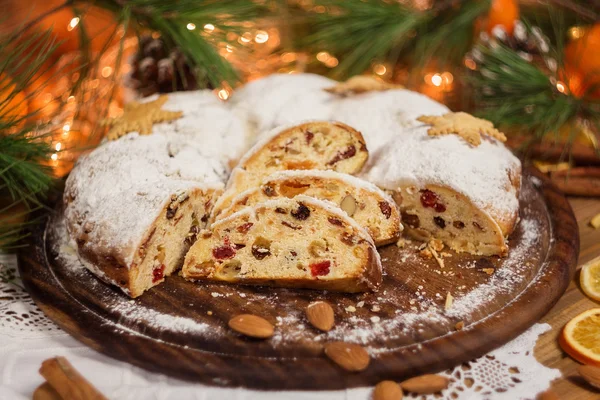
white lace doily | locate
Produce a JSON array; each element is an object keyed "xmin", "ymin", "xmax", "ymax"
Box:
[{"xmin": 0, "ymin": 254, "xmax": 560, "ymax": 399}]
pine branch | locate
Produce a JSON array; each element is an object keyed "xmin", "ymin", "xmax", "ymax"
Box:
[
  {"xmin": 88, "ymin": 0, "xmax": 264, "ymax": 88},
  {"xmin": 468, "ymin": 33, "xmax": 600, "ymax": 151},
  {"xmin": 302, "ymin": 0, "xmax": 429, "ymax": 79},
  {"xmin": 0, "ymin": 28, "xmax": 59, "ymax": 252},
  {"xmin": 412, "ymin": 0, "xmax": 491, "ymax": 70}
]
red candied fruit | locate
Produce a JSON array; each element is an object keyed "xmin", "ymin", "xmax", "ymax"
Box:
[
  {"xmin": 420, "ymin": 189, "xmax": 446, "ymax": 213},
  {"xmin": 420, "ymin": 189, "xmax": 438, "ymax": 207},
  {"xmin": 310, "ymin": 260, "xmax": 331, "ymax": 277},
  {"xmin": 152, "ymin": 264, "xmax": 165, "ymax": 283},
  {"xmin": 212, "ymin": 245, "xmax": 236, "ymax": 260}
]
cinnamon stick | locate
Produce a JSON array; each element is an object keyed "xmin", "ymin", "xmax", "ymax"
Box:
[
  {"xmin": 39, "ymin": 357, "xmax": 107, "ymax": 400},
  {"xmin": 550, "ymin": 167, "xmax": 600, "ymax": 197},
  {"xmin": 32, "ymin": 382, "xmax": 62, "ymax": 400}
]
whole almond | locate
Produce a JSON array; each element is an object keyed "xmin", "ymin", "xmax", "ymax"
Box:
[
  {"xmin": 536, "ymin": 390, "xmax": 559, "ymax": 400},
  {"xmin": 324, "ymin": 342, "xmax": 370, "ymax": 372},
  {"xmin": 579, "ymin": 364, "xmax": 600, "ymax": 389},
  {"xmin": 400, "ymin": 374, "xmax": 449, "ymax": 394},
  {"xmin": 340, "ymin": 195, "xmax": 357, "ymax": 216},
  {"xmin": 228, "ymin": 314, "xmax": 274, "ymax": 339},
  {"xmin": 372, "ymin": 380, "xmax": 403, "ymax": 400},
  {"xmin": 306, "ymin": 301, "xmax": 335, "ymax": 331}
]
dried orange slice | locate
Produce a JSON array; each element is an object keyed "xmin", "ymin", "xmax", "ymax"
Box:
[
  {"xmin": 581, "ymin": 258, "xmax": 600, "ymax": 301},
  {"xmin": 559, "ymin": 308, "xmax": 600, "ymax": 367}
]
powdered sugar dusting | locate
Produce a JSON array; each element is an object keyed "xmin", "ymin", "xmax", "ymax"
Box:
[
  {"xmin": 64, "ymin": 133, "xmax": 225, "ymax": 267},
  {"xmin": 362, "ymin": 123, "xmax": 521, "ymax": 225}
]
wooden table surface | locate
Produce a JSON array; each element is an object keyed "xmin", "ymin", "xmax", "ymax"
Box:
[{"xmin": 535, "ymin": 197, "xmax": 600, "ymax": 399}]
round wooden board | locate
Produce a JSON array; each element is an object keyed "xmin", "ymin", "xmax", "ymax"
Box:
[{"xmin": 18, "ymin": 167, "xmax": 578, "ymax": 391}]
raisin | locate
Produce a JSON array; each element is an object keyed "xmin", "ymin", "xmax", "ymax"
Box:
[
  {"xmin": 305, "ymin": 130, "xmax": 314, "ymax": 144},
  {"xmin": 420, "ymin": 189, "xmax": 438, "ymax": 208},
  {"xmin": 310, "ymin": 260, "xmax": 331, "ymax": 277},
  {"xmin": 251, "ymin": 237, "xmax": 271, "ymax": 260},
  {"xmin": 152, "ymin": 264, "xmax": 165, "ymax": 283},
  {"xmin": 275, "ymin": 207, "xmax": 287, "ymax": 214},
  {"xmin": 236, "ymin": 222, "xmax": 254, "ymax": 234},
  {"xmin": 291, "ymin": 203, "xmax": 310, "ymax": 220},
  {"xmin": 212, "ymin": 245, "xmax": 235, "ymax": 260},
  {"xmin": 290, "ymin": 250, "xmax": 297, "ymax": 257},
  {"xmin": 328, "ymin": 217, "xmax": 344, "ymax": 226},
  {"xmin": 379, "ymin": 201, "xmax": 392, "ymax": 219},
  {"xmin": 434, "ymin": 203, "xmax": 446, "ymax": 212},
  {"xmin": 327, "ymin": 145, "xmax": 356, "ymax": 165},
  {"xmin": 473, "ymin": 221, "xmax": 485, "ymax": 231},
  {"xmin": 433, "ymin": 216, "xmax": 446, "ymax": 229},
  {"xmin": 200, "ymin": 214, "xmax": 209, "ymax": 223},
  {"xmin": 282, "ymin": 220, "xmax": 302, "ymax": 230},
  {"xmin": 234, "ymin": 243, "xmax": 246, "ymax": 249},
  {"xmin": 401, "ymin": 212, "xmax": 420, "ymax": 228},
  {"xmin": 453, "ymin": 220, "xmax": 465, "ymax": 229},
  {"xmin": 263, "ymin": 185, "xmax": 277, "ymax": 197},
  {"xmin": 251, "ymin": 245, "xmax": 271, "ymax": 259},
  {"xmin": 166, "ymin": 206, "xmax": 177, "ymax": 219}
]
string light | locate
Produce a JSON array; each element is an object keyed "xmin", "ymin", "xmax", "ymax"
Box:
[
  {"xmin": 187, "ymin": 23, "xmax": 196, "ymax": 31},
  {"xmin": 373, "ymin": 64, "xmax": 387, "ymax": 76},
  {"xmin": 464, "ymin": 57, "xmax": 477, "ymax": 70},
  {"xmin": 556, "ymin": 81, "xmax": 568, "ymax": 94},
  {"xmin": 255, "ymin": 31, "xmax": 269, "ymax": 44},
  {"xmin": 67, "ymin": 17, "xmax": 80, "ymax": 31},
  {"xmin": 217, "ymin": 88, "xmax": 230, "ymax": 100},
  {"xmin": 204, "ymin": 24, "xmax": 215, "ymax": 33},
  {"xmin": 51, "ymin": 154, "xmax": 58, "ymax": 161},
  {"xmin": 101, "ymin": 66, "xmax": 113, "ymax": 78},
  {"xmin": 316, "ymin": 51, "xmax": 331, "ymax": 62},
  {"xmin": 55, "ymin": 143, "xmax": 62, "ymax": 151}
]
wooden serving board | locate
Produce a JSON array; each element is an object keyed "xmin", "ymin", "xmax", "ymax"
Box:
[{"xmin": 18, "ymin": 168, "xmax": 578, "ymax": 391}]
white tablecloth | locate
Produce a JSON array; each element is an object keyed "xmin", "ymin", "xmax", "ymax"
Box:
[{"xmin": 0, "ymin": 254, "xmax": 561, "ymax": 400}]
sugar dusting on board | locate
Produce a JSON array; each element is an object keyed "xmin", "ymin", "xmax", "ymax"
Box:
[{"xmin": 50, "ymin": 214, "xmax": 215, "ymax": 337}]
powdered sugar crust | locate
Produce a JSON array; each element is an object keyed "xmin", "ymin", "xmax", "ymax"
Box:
[
  {"xmin": 362, "ymin": 123, "xmax": 521, "ymax": 221},
  {"xmin": 64, "ymin": 133, "xmax": 224, "ymax": 267}
]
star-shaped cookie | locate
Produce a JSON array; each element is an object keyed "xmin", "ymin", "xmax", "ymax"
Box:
[
  {"xmin": 103, "ymin": 95, "xmax": 183, "ymax": 141},
  {"xmin": 325, "ymin": 76, "xmax": 404, "ymax": 96},
  {"xmin": 417, "ymin": 112, "xmax": 506, "ymax": 146}
]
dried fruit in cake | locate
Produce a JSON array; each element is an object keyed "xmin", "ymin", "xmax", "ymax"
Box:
[
  {"xmin": 212, "ymin": 170, "xmax": 402, "ymax": 246},
  {"xmin": 559, "ymin": 308, "xmax": 600, "ymax": 367},
  {"xmin": 580, "ymin": 257, "xmax": 600, "ymax": 301},
  {"xmin": 181, "ymin": 195, "xmax": 381, "ymax": 292},
  {"xmin": 214, "ymin": 121, "xmax": 369, "ymax": 216}
]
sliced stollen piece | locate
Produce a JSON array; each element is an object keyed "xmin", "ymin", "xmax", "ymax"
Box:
[
  {"xmin": 214, "ymin": 170, "xmax": 402, "ymax": 246},
  {"xmin": 363, "ymin": 115, "xmax": 521, "ymax": 257},
  {"xmin": 213, "ymin": 121, "xmax": 369, "ymax": 217},
  {"xmin": 182, "ymin": 195, "xmax": 382, "ymax": 292},
  {"xmin": 64, "ymin": 133, "xmax": 224, "ymax": 298}
]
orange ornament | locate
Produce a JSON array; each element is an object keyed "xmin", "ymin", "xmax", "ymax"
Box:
[
  {"xmin": 487, "ymin": 0, "xmax": 519, "ymax": 35},
  {"xmin": 564, "ymin": 23, "xmax": 600, "ymax": 98}
]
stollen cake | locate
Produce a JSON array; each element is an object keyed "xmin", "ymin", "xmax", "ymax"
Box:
[
  {"xmin": 214, "ymin": 121, "xmax": 369, "ymax": 216},
  {"xmin": 363, "ymin": 116, "xmax": 521, "ymax": 256},
  {"xmin": 64, "ymin": 92, "xmax": 247, "ymax": 297},
  {"xmin": 181, "ymin": 195, "xmax": 382, "ymax": 292},
  {"xmin": 65, "ymin": 74, "xmax": 522, "ymax": 298},
  {"xmin": 214, "ymin": 170, "xmax": 402, "ymax": 246}
]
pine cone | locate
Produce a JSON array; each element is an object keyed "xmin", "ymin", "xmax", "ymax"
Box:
[
  {"xmin": 480, "ymin": 21, "xmax": 556, "ymax": 73},
  {"xmin": 129, "ymin": 34, "xmax": 202, "ymax": 97}
]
